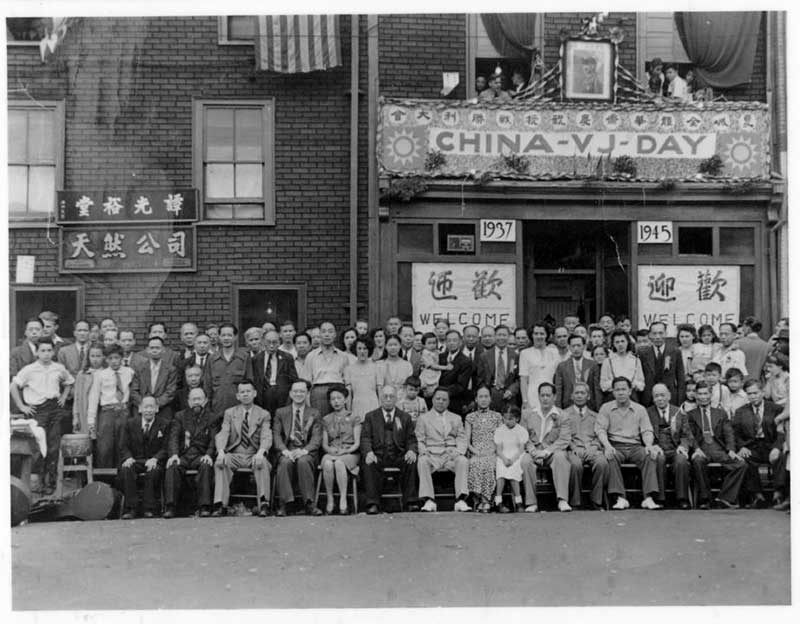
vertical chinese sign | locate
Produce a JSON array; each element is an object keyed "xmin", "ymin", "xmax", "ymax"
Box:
[
  {"xmin": 637, "ymin": 265, "xmax": 740, "ymax": 337},
  {"xmin": 57, "ymin": 189, "xmax": 198, "ymax": 273},
  {"xmin": 411, "ymin": 263, "xmax": 516, "ymax": 332}
]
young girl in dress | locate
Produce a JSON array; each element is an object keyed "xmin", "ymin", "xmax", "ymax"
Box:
[
  {"xmin": 493, "ymin": 406, "xmax": 528, "ymax": 513},
  {"xmin": 399, "ymin": 376, "xmax": 427, "ymax": 423},
  {"xmin": 419, "ymin": 332, "xmax": 452, "ymax": 403}
]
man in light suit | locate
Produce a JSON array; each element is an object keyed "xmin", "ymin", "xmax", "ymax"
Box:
[
  {"xmin": 250, "ymin": 330, "xmax": 297, "ymax": 417},
  {"xmin": 212, "ymin": 380, "xmax": 272, "ymax": 517},
  {"xmin": 563, "ymin": 382, "xmax": 609, "ymax": 510},
  {"xmin": 130, "ymin": 336, "xmax": 179, "ymax": 424},
  {"xmin": 415, "ymin": 387, "xmax": 470, "ymax": 512},
  {"xmin": 478, "ymin": 324, "xmax": 519, "ymax": 413},
  {"xmin": 554, "ymin": 334, "xmax": 597, "ymax": 410},
  {"xmin": 272, "ymin": 380, "xmax": 322, "ymax": 517},
  {"xmin": 647, "ymin": 384, "xmax": 692, "ymax": 509},
  {"xmin": 638, "ymin": 321, "xmax": 685, "ymax": 407}
]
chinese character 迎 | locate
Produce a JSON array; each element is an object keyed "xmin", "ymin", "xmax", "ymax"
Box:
[
  {"xmin": 647, "ymin": 273, "xmax": 677, "ymax": 302},
  {"xmin": 428, "ymin": 270, "xmax": 457, "ymax": 301},
  {"xmin": 164, "ymin": 193, "xmax": 184, "ymax": 216},
  {"xmin": 167, "ymin": 231, "xmax": 186, "ymax": 257},
  {"xmin": 697, "ymin": 269, "xmax": 727, "ymax": 302},
  {"xmin": 101, "ymin": 232, "xmax": 126, "ymax": 259},
  {"xmin": 102, "ymin": 196, "xmax": 123, "ymax": 216},
  {"xmin": 133, "ymin": 196, "xmax": 152, "ymax": 215},
  {"xmin": 472, "ymin": 269, "xmax": 503, "ymax": 300},
  {"xmin": 136, "ymin": 232, "xmax": 161, "ymax": 255},
  {"xmin": 70, "ymin": 233, "xmax": 96, "ymax": 259},
  {"xmin": 75, "ymin": 195, "xmax": 94, "ymax": 218}
]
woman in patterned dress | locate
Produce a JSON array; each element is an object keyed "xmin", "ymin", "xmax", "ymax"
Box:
[
  {"xmin": 465, "ymin": 386, "xmax": 503, "ymax": 512},
  {"xmin": 344, "ymin": 337, "xmax": 381, "ymax": 421}
]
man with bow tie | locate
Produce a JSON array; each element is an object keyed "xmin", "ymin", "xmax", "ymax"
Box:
[
  {"xmin": 638, "ymin": 322, "xmax": 685, "ymax": 407},
  {"xmin": 361, "ymin": 385, "xmax": 419, "ymax": 514},
  {"xmin": 646, "ymin": 383, "xmax": 692, "ymax": 509},
  {"xmin": 118, "ymin": 396, "xmax": 170, "ymax": 519},
  {"xmin": 212, "ymin": 380, "xmax": 272, "ymax": 517}
]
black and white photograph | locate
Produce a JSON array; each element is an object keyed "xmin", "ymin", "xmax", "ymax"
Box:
[{"xmin": 2, "ymin": 0, "xmax": 795, "ymax": 619}]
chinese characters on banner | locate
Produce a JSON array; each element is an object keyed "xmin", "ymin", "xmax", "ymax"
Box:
[
  {"xmin": 412, "ymin": 263, "xmax": 516, "ymax": 332},
  {"xmin": 57, "ymin": 189, "xmax": 198, "ymax": 223},
  {"xmin": 61, "ymin": 226, "xmax": 195, "ymax": 273},
  {"xmin": 637, "ymin": 265, "xmax": 740, "ymax": 337}
]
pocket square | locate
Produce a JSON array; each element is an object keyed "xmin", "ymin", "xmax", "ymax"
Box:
[{"xmin": 157, "ymin": 431, "xmax": 163, "ymax": 438}]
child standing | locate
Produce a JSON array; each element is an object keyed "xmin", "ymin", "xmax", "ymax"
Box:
[
  {"xmin": 419, "ymin": 332, "xmax": 452, "ymax": 402},
  {"xmin": 678, "ymin": 379, "xmax": 698, "ymax": 416},
  {"xmin": 724, "ymin": 368, "xmax": 748, "ymax": 417},
  {"xmin": 493, "ymin": 406, "xmax": 528, "ymax": 513},
  {"xmin": 399, "ymin": 376, "xmax": 428, "ymax": 423},
  {"xmin": 87, "ymin": 344, "xmax": 134, "ymax": 468},
  {"xmin": 72, "ymin": 344, "xmax": 105, "ymax": 435},
  {"xmin": 704, "ymin": 362, "xmax": 730, "ymax": 412}
]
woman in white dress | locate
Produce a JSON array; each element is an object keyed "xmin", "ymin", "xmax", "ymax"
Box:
[
  {"xmin": 377, "ymin": 335, "xmax": 413, "ymax": 404},
  {"xmin": 344, "ymin": 337, "xmax": 381, "ymax": 421},
  {"xmin": 600, "ymin": 330, "xmax": 645, "ymax": 402}
]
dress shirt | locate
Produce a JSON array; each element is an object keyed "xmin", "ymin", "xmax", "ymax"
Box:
[
  {"xmin": 141, "ymin": 417, "xmax": 153, "ymax": 434},
  {"xmin": 12, "ymin": 361, "xmax": 75, "ymax": 406},
  {"xmin": 527, "ymin": 406, "xmax": 560, "ymax": 444},
  {"xmin": 383, "ymin": 408, "xmax": 395, "ymax": 424},
  {"xmin": 149, "ymin": 359, "xmax": 162, "ymax": 384},
  {"xmin": 305, "ymin": 346, "xmax": 349, "ymax": 385},
  {"xmin": 596, "ymin": 401, "xmax": 653, "ymax": 445},
  {"xmin": 87, "ymin": 366, "xmax": 134, "ymax": 424}
]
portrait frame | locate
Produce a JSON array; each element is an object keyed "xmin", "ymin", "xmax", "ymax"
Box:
[{"xmin": 562, "ymin": 38, "xmax": 615, "ymax": 102}]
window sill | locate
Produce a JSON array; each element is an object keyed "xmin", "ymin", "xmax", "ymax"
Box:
[
  {"xmin": 195, "ymin": 220, "xmax": 275, "ymax": 227},
  {"xmin": 8, "ymin": 220, "xmax": 58, "ymax": 229}
]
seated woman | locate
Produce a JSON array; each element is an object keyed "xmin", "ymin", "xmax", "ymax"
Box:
[
  {"xmin": 320, "ymin": 385, "xmax": 361, "ymax": 515},
  {"xmin": 600, "ymin": 330, "xmax": 645, "ymax": 403},
  {"xmin": 465, "ymin": 386, "xmax": 503, "ymax": 512}
]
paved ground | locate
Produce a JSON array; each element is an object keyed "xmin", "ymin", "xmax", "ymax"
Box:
[{"xmin": 12, "ymin": 509, "xmax": 790, "ymax": 609}]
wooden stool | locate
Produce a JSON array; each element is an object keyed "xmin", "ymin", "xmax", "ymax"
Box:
[
  {"xmin": 56, "ymin": 434, "xmax": 94, "ymax": 499},
  {"xmin": 313, "ymin": 470, "xmax": 358, "ymax": 513}
]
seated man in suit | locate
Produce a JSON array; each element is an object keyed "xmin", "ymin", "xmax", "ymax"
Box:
[
  {"xmin": 647, "ymin": 383, "xmax": 692, "ymax": 509},
  {"xmin": 251, "ymin": 330, "xmax": 297, "ymax": 417},
  {"xmin": 438, "ymin": 330, "xmax": 474, "ymax": 417},
  {"xmin": 117, "ymin": 396, "xmax": 170, "ymax": 519},
  {"xmin": 479, "ymin": 324, "xmax": 519, "ymax": 413},
  {"xmin": 520, "ymin": 382, "xmax": 573, "ymax": 512},
  {"xmin": 595, "ymin": 377, "xmax": 662, "ymax": 510},
  {"xmin": 163, "ymin": 387, "xmax": 218, "ymax": 518},
  {"xmin": 563, "ymin": 382, "xmax": 609, "ymax": 510},
  {"xmin": 130, "ymin": 336, "xmax": 179, "ymax": 426},
  {"xmin": 638, "ymin": 321, "xmax": 685, "ymax": 407},
  {"xmin": 362, "ymin": 385, "xmax": 419, "ymax": 514},
  {"xmin": 213, "ymin": 380, "xmax": 272, "ymax": 517},
  {"xmin": 415, "ymin": 387, "xmax": 470, "ymax": 512},
  {"xmin": 273, "ymin": 380, "xmax": 323, "ymax": 517},
  {"xmin": 555, "ymin": 334, "xmax": 597, "ymax": 410},
  {"xmin": 733, "ymin": 379, "xmax": 787, "ymax": 509},
  {"xmin": 688, "ymin": 382, "xmax": 748, "ymax": 509},
  {"xmin": 174, "ymin": 365, "xmax": 206, "ymax": 413}
]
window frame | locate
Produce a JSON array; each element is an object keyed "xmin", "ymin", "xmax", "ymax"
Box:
[
  {"xmin": 6, "ymin": 18, "xmax": 49, "ymax": 46},
  {"xmin": 230, "ymin": 282, "xmax": 307, "ymax": 342},
  {"xmin": 192, "ymin": 98, "xmax": 276, "ymax": 225},
  {"xmin": 7, "ymin": 99, "xmax": 65, "ymax": 222},
  {"xmin": 10, "ymin": 285, "xmax": 84, "ymax": 344},
  {"xmin": 217, "ymin": 16, "xmax": 257, "ymax": 46}
]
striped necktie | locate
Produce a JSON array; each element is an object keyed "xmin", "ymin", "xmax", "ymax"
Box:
[{"xmin": 241, "ymin": 410, "xmax": 250, "ymax": 443}]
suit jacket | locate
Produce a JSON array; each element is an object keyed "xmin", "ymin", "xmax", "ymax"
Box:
[
  {"xmin": 646, "ymin": 404, "xmax": 692, "ymax": 452},
  {"xmin": 554, "ymin": 356, "xmax": 597, "ymax": 409},
  {"xmin": 180, "ymin": 352, "xmax": 211, "ymax": 374},
  {"xmin": 461, "ymin": 345, "xmax": 485, "ymax": 396},
  {"xmin": 57, "ymin": 342, "xmax": 91, "ymax": 376},
  {"xmin": 438, "ymin": 351, "xmax": 474, "ymax": 415},
  {"xmin": 688, "ymin": 406, "xmax": 736, "ymax": 453},
  {"xmin": 122, "ymin": 351, "xmax": 149, "ymax": 371},
  {"xmin": 168, "ymin": 407, "xmax": 219, "ymax": 460},
  {"xmin": 272, "ymin": 405, "xmax": 322, "ymax": 456},
  {"xmin": 400, "ymin": 348, "xmax": 423, "ymax": 376},
  {"xmin": 561, "ymin": 404, "xmax": 602, "ymax": 453},
  {"xmin": 215, "ymin": 404, "xmax": 272, "ymax": 455},
  {"xmin": 249, "ymin": 350, "xmax": 298, "ymax": 410},
  {"xmin": 522, "ymin": 406, "xmax": 571, "ymax": 453},
  {"xmin": 205, "ymin": 348, "xmax": 251, "ymax": 417},
  {"xmin": 360, "ymin": 407, "xmax": 418, "ymax": 457},
  {"xmin": 415, "ymin": 409, "xmax": 466, "ymax": 456},
  {"xmin": 130, "ymin": 359, "xmax": 179, "ymax": 409},
  {"xmin": 10, "ymin": 342, "xmax": 37, "ymax": 379},
  {"xmin": 638, "ymin": 344, "xmax": 686, "ymax": 407},
  {"xmin": 479, "ymin": 346, "xmax": 520, "ymax": 398},
  {"xmin": 732, "ymin": 400, "xmax": 784, "ymax": 451},
  {"xmin": 117, "ymin": 415, "xmax": 170, "ymax": 464},
  {"xmin": 738, "ymin": 335, "xmax": 771, "ymax": 381}
]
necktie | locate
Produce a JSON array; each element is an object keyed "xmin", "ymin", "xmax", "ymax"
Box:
[
  {"xmin": 662, "ymin": 409, "xmax": 669, "ymax": 425},
  {"xmin": 79, "ymin": 345, "xmax": 86, "ymax": 368},
  {"xmin": 755, "ymin": 405, "xmax": 763, "ymax": 438},
  {"xmin": 198, "ymin": 355, "xmax": 205, "ymax": 368},
  {"xmin": 496, "ymin": 350, "xmax": 506, "ymax": 388},
  {"xmin": 385, "ymin": 411, "xmax": 392, "ymax": 424},
  {"xmin": 265, "ymin": 356, "xmax": 273, "ymax": 384},
  {"xmin": 703, "ymin": 407, "xmax": 712, "ymax": 434},
  {"xmin": 143, "ymin": 421, "xmax": 151, "ymax": 436},
  {"xmin": 292, "ymin": 409, "xmax": 303, "ymax": 446},
  {"xmin": 115, "ymin": 371, "xmax": 125, "ymax": 402},
  {"xmin": 574, "ymin": 358, "xmax": 582, "ymax": 381},
  {"xmin": 241, "ymin": 409, "xmax": 250, "ymax": 442}
]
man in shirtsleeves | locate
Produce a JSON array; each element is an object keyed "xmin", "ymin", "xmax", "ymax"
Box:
[{"xmin": 305, "ymin": 322, "xmax": 349, "ymax": 415}]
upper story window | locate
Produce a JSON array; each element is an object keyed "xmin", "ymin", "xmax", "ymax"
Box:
[
  {"xmin": 637, "ymin": 13, "xmax": 690, "ymax": 84},
  {"xmin": 6, "ymin": 18, "xmax": 48, "ymax": 45},
  {"xmin": 8, "ymin": 101, "xmax": 64, "ymax": 221},
  {"xmin": 193, "ymin": 99, "xmax": 275, "ymax": 224},
  {"xmin": 218, "ymin": 16, "xmax": 256, "ymax": 45}
]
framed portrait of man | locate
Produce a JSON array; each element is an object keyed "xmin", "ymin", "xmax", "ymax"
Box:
[{"xmin": 563, "ymin": 39, "xmax": 615, "ymax": 102}]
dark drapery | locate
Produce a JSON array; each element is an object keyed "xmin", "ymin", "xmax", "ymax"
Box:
[
  {"xmin": 480, "ymin": 14, "xmax": 538, "ymax": 60},
  {"xmin": 674, "ymin": 12, "xmax": 762, "ymax": 88}
]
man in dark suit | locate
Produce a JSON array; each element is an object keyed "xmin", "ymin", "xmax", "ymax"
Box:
[
  {"xmin": 554, "ymin": 334, "xmax": 597, "ymax": 410},
  {"xmin": 10, "ymin": 318, "xmax": 42, "ymax": 378},
  {"xmin": 119, "ymin": 330, "xmax": 148, "ymax": 370},
  {"xmin": 398, "ymin": 325, "xmax": 421, "ymax": 374},
  {"xmin": 147, "ymin": 322, "xmax": 179, "ymax": 370},
  {"xmin": 130, "ymin": 336, "xmax": 179, "ymax": 425},
  {"xmin": 272, "ymin": 380, "xmax": 322, "ymax": 517},
  {"xmin": 361, "ymin": 385, "xmax": 419, "ymax": 514},
  {"xmin": 733, "ymin": 379, "xmax": 787, "ymax": 508},
  {"xmin": 181, "ymin": 333, "xmax": 212, "ymax": 374},
  {"xmin": 638, "ymin": 321, "xmax": 685, "ymax": 407},
  {"xmin": 163, "ymin": 387, "xmax": 218, "ymax": 518},
  {"xmin": 250, "ymin": 330, "xmax": 297, "ymax": 417},
  {"xmin": 478, "ymin": 324, "xmax": 519, "ymax": 413},
  {"xmin": 647, "ymin": 384, "xmax": 692, "ymax": 509},
  {"xmin": 688, "ymin": 382, "xmax": 748, "ymax": 509},
  {"xmin": 438, "ymin": 330, "xmax": 474, "ymax": 416},
  {"xmin": 117, "ymin": 396, "xmax": 170, "ymax": 519}
]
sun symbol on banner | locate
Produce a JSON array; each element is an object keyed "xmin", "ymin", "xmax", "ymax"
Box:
[
  {"xmin": 718, "ymin": 133, "xmax": 762, "ymax": 176},
  {"xmin": 382, "ymin": 127, "xmax": 427, "ymax": 170}
]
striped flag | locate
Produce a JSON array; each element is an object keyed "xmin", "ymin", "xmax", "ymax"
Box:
[{"xmin": 255, "ymin": 15, "xmax": 341, "ymax": 73}]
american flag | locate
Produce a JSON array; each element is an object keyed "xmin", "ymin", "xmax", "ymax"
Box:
[{"xmin": 255, "ymin": 15, "xmax": 341, "ymax": 74}]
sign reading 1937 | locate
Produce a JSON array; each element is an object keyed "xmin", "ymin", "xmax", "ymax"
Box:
[{"xmin": 57, "ymin": 189, "xmax": 198, "ymax": 223}]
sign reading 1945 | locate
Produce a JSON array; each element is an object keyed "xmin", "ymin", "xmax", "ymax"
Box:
[
  {"xmin": 637, "ymin": 221, "xmax": 673, "ymax": 244},
  {"xmin": 480, "ymin": 219, "xmax": 516, "ymax": 242},
  {"xmin": 57, "ymin": 189, "xmax": 198, "ymax": 224}
]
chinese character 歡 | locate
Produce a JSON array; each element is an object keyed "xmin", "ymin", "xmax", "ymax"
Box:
[
  {"xmin": 70, "ymin": 233, "xmax": 96, "ymax": 259},
  {"xmin": 167, "ymin": 231, "xmax": 186, "ymax": 257},
  {"xmin": 472, "ymin": 269, "xmax": 503, "ymax": 300},
  {"xmin": 428, "ymin": 270, "xmax": 457, "ymax": 301},
  {"xmin": 697, "ymin": 269, "xmax": 727, "ymax": 302},
  {"xmin": 101, "ymin": 232, "xmax": 127, "ymax": 259},
  {"xmin": 75, "ymin": 195, "xmax": 94, "ymax": 218},
  {"xmin": 164, "ymin": 193, "xmax": 184, "ymax": 216},
  {"xmin": 647, "ymin": 273, "xmax": 677, "ymax": 302},
  {"xmin": 136, "ymin": 232, "xmax": 161, "ymax": 255},
  {"xmin": 133, "ymin": 196, "xmax": 152, "ymax": 215},
  {"xmin": 102, "ymin": 196, "xmax": 123, "ymax": 216}
]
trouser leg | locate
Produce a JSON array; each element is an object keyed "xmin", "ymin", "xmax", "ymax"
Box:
[
  {"xmin": 363, "ymin": 459, "xmax": 382, "ymax": 506},
  {"xmin": 452, "ymin": 455, "xmax": 469, "ymax": 497},
  {"xmin": 214, "ymin": 461, "xmax": 234, "ymax": 505},
  {"xmin": 606, "ymin": 449, "xmax": 625, "ymax": 497},
  {"xmin": 195, "ymin": 461, "xmax": 214, "ymax": 508},
  {"xmin": 164, "ymin": 462, "xmax": 186, "ymax": 507},
  {"xmin": 567, "ymin": 452, "xmax": 584, "ymax": 507},
  {"xmin": 119, "ymin": 461, "xmax": 146, "ymax": 511},
  {"xmin": 655, "ymin": 452, "xmax": 667, "ymax": 501},
  {"xmin": 717, "ymin": 459, "xmax": 748, "ymax": 504},
  {"xmin": 625, "ymin": 444, "xmax": 659, "ymax": 498},
  {"xmin": 586, "ymin": 451, "xmax": 609, "ymax": 507},
  {"xmin": 35, "ymin": 400, "xmax": 62, "ymax": 483},
  {"xmin": 276, "ymin": 456, "xmax": 296, "ymax": 504},
  {"xmin": 692, "ymin": 455, "xmax": 710, "ymax": 502},
  {"xmin": 295, "ymin": 454, "xmax": 317, "ymax": 504},
  {"xmin": 417, "ymin": 455, "xmax": 435, "ymax": 500},
  {"xmin": 397, "ymin": 456, "xmax": 418, "ymax": 505},
  {"xmin": 520, "ymin": 453, "xmax": 537, "ymax": 506},
  {"xmin": 253, "ymin": 458, "xmax": 271, "ymax": 502},
  {"xmin": 142, "ymin": 465, "xmax": 163, "ymax": 512},
  {"xmin": 672, "ymin": 452, "xmax": 690, "ymax": 502},
  {"xmin": 548, "ymin": 451, "xmax": 571, "ymax": 501}
]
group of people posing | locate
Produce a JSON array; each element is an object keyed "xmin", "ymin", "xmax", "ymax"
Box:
[{"xmin": 8, "ymin": 310, "xmax": 791, "ymax": 518}]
